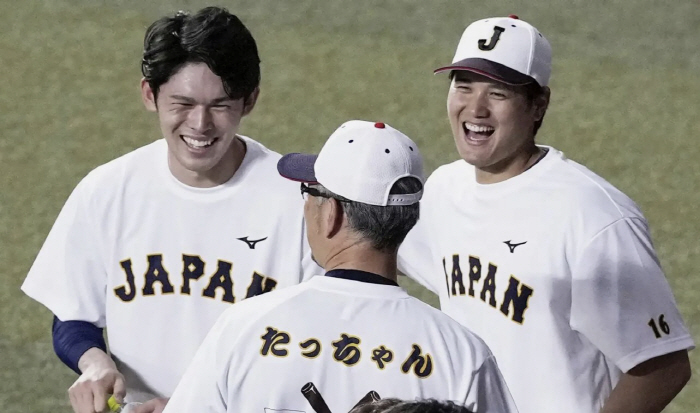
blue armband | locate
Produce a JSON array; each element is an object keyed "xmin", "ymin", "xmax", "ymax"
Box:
[{"xmin": 52, "ymin": 316, "xmax": 107, "ymax": 374}]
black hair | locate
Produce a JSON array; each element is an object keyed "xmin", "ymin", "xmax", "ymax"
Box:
[
  {"xmin": 318, "ymin": 177, "xmax": 422, "ymax": 253},
  {"xmin": 350, "ymin": 398, "xmax": 474, "ymax": 413},
  {"xmin": 523, "ymin": 81, "xmax": 546, "ymax": 135},
  {"xmin": 141, "ymin": 6, "xmax": 260, "ymax": 102}
]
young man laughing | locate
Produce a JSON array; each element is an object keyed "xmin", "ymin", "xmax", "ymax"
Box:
[
  {"xmin": 399, "ymin": 15, "xmax": 693, "ymax": 413},
  {"xmin": 22, "ymin": 7, "xmax": 318, "ymax": 413}
]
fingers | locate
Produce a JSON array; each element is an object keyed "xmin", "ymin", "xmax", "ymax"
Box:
[
  {"xmin": 69, "ymin": 368, "xmax": 127, "ymax": 413},
  {"xmin": 112, "ymin": 374, "xmax": 127, "ymax": 403},
  {"xmin": 92, "ymin": 385, "xmax": 108, "ymax": 412},
  {"xmin": 68, "ymin": 386, "xmax": 82, "ymax": 413},
  {"xmin": 91, "ymin": 374, "xmax": 121, "ymax": 412},
  {"xmin": 69, "ymin": 380, "xmax": 98, "ymax": 413}
]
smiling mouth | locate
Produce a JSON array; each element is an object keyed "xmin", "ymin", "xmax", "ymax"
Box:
[
  {"xmin": 462, "ymin": 122, "xmax": 495, "ymax": 142},
  {"xmin": 181, "ymin": 135, "xmax": 218, "ymax": 149}
]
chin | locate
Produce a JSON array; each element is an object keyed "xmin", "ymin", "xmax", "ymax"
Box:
[
  {"xmin": 458, "ymin": 142, "xmax": 498, "ymax": 166},
  {"xmin": 179, "ymin": 156, "xmax": 220, "ymax": 173},
  {"xmin": 455, "ymin": 147, "xmax": 480, "ymax": 166}
]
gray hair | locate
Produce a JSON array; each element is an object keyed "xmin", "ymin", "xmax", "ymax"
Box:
[{"xmin": 315, "ymin": 177, "xmax": 422, "ymax": 252}]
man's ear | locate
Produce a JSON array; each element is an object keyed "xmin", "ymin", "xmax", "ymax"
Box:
[
  {"xmin": 534, "ymin": 86, "xmax": 550, "ymax": 122},
  {"xmin": 140, "ymin": 78, "xmax": 157, "ymax": 112},
  {"xmin": 323, "ymin": 198, "xmax": 345, "ymax": 239},
  {"xmin": 242, "ymin": 87, "xmax": 260, "ymax": 116}
]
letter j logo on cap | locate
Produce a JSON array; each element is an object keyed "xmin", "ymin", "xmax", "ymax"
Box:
[{"xmin": 478, "ymin": 26, "xmax": 505, "ymax": 51}]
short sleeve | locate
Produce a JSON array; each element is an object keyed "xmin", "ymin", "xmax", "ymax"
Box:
[
  {"xmin": 570, "ymin": 218, "xmax": 694, "ymax": 372},
  {"xmin": 21, "ymin": 176, "xmax": 108, "ymax": 326},
  {"xmin": 465, "ymin": 355, "xmax": 519, "ymax": 413}
]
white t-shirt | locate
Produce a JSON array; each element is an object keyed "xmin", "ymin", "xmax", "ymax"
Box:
[
  {"xmin": 163, "ymin": 274, "xmax": 518, "ymax": 413},
  {"xmin": 398, "ymin": 147, "xmax": 694, "ymax": 413},
  {"xmin": 22, "ymin": 137, "xmax": 319, "ymax": 401}
]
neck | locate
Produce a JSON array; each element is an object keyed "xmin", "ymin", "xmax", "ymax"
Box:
[
  {"xmin": 322, "ymin": 242, "xmax": 398, "ymax": 283},
  {"xmin": 475, "ymin": 143, "xmax": 542, "ymax": 184}
]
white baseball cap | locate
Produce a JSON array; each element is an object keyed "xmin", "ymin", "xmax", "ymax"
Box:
[
  {"xmin": 434, "ymin": 15, "xmax": 552, "ymax": 87},
  {"xmin": 277, "ymin": 120, "xmax": 424, "ymax": 206}
]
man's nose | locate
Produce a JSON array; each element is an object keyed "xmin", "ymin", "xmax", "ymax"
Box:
[
  {"xmin": 188, "ymin": 105, "xmax": 213, "ymax": 132},
  {"xmin": 468, "ymin": 92, "xmax": 490, "ymax": 118}
]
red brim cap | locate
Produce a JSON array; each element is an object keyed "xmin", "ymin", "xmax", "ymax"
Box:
[
  {"xmin": 277, "ymin": 153, "xmax": 319, "ymax": 183},
  {"xmin": 434, "ymin": 57, "xmax": 536, "ymax": 85}
]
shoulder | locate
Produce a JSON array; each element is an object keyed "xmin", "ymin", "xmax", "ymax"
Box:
[
  {"xmin": 426, "ymin": 160, "xmax": 473, "ymax": 189},
  {"xmin": 73, "ymin": 140, "xmax": 166, "ymax": 200},
  {"xmin": 238, "ymin": 135, "xmax": 282, "ymax": 163},
  {"xmin": 420, "ymin": 160, "xmax": 473, "ymax": 207},
  {"xmin": 92, "ymin": 139, "xmax": 165, "ymax": 174},
  {"xmin": 236, "ymin": 135, "xmax": 299, "ymax": 197},
  {"xmin": 543, "ymin": 148, "xmax": 645, "ymax": 224}
]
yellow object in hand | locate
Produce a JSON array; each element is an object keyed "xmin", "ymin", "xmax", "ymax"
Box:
[{"xmin": 107, "ymin": 395, "xmax": 122, "ymax": 412}]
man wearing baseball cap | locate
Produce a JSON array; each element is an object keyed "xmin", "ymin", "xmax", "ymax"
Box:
[
  {"xmin": 162, "ymin": 120, "xmax": 518, "ymax": 413},
  {"xmin": 399, "ymin": 15, "xmax": 693, "ymax": 413}
]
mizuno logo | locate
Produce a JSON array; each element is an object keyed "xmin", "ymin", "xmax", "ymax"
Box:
[
  {"xmin": 504, "ymin": 240, "xmax": 527, "ymax": 253},
  {"xmin": 237, "ymin": 236, "xmax": 268, "ymax": 249}
]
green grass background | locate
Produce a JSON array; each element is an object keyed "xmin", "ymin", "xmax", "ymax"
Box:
[{"xmin": 1, "ymin": 0, "xmax": 698, "ymax": 411}]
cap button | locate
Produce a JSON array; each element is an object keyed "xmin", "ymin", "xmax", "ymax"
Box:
[
  {"xmin": 374, "ymin": 122, "xmax": 386, "ymax": 129},
  {"xmin": 509, "ymin": 14, "xmax": 519, "ymax": 19}
]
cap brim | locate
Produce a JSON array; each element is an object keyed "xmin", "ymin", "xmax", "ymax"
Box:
[
  {"xmin": 277, "ymin": 153, "xmax": 319, "ymax": 183},
  {"xmin": 434, "ymin": 58, "xmax": 536, "ymax": 85}
]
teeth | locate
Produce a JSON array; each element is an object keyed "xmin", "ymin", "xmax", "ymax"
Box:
[
  {"xmin": 463, "ymin": 122, "xmax": 494, "ymax": 133},
  {"xmin": 182, "ymin": 136, "xmax": 214, "ymax": 148}
]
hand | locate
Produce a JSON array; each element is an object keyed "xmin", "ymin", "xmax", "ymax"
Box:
[
  {"xmin": 68, "ymin": 348, "xmax": 126, "ymax": 413},
  {"xmin": 133, "ymin": 397, "xmax": 169, "ymax": 413}
]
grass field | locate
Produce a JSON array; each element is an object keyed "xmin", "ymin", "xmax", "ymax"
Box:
[{"xmin": 1, "ymin": 1, "xmax": 698, "ymax": 411}]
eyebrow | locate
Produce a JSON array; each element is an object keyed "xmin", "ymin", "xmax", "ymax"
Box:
[{"xmin": 169, "ymin": 95, "xmax": 234, "ymax": 103}]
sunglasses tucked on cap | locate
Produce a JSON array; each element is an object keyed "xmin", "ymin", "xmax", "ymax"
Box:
[
  {"xmin": 277, "ymin": 120, "xmax": 424, "ymax": 206},
  {"xmin": 434, "ymin": 15, "xmax": 552, "ymax": 87}
]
